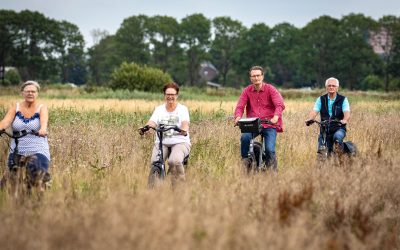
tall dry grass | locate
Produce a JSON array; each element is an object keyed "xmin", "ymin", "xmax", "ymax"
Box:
[{"xmin": 0, "ymin": 98, "xmax": 399, "ymax": 250}]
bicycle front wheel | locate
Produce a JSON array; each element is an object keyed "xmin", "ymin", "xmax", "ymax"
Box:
[{"xmin": 147, "ymin": 165, "xmax": 164, "ymax": 188}]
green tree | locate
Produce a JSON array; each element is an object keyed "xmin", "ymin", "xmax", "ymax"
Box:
[
  {"xmin": 0, "ymin": 10, "xmax": 19, "ymax": 83},
  {"xmin": 269, "ymin": 23, "xmax": 302, "ymax": 87},
  {"xmin": 87, "ymin": 35, "xmax": 120, "ymax": 84},
  {"xmin": 336, "ymin": 14, "xmax": 380, "ymax": 90},
  {"xmin": 300, "ymin": 16, "xmax": 341, "ymax": 87},
  {"xmin": 146, "ymin": 15, "xmax": 185, "ymax": 83},
  {"xmin": 55, "ymin": 21, "xmax": 87, "ymax": 84},
  {"xmin": 115, "ymin": 15, "xmax": 150, "ymax": 65},
  {"xmin": 378, "ymin": 15, "xmax": 400, "ymax": 91},
  {"xmin": 231, "ymin": 23, "xmax": 272, "ymax": 86},
  {"xmin": 180, "ymin": 13, "xmax": 211, "ymax": 86},
  {"xmin": 210, "ymin": 16, "xmax": 245, "ymax": 86}
]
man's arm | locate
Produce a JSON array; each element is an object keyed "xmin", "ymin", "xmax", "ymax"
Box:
[
  {"xmin": 341, "ymin": 111, "xmax": 350, "ymax": 124},
  {"xmin": 341, "ymin": 98, "xmax": 350, "ymax": 124},
  {"xmin": 307, "ymin": 110, "xmax": 319, "ymax": 121},
  {"xmin": 269, "ymin": 86, "xmax": 285, "ymax": 124}
]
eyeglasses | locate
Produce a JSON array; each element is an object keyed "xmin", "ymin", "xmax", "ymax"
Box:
[
  {"xmin": 165, "ymin": 93, "xmax": 177, "ymax": 97},
  {"xmin": 327, "ymin": 85, "xmax": 338, "ymax": 88},
  {"xmin": 250, "ymin": 74, "xmax": 263, "ymax": 78},
  {"xmin": 23, "ymin": 90, "xmax": 37, "ymax": 94}
]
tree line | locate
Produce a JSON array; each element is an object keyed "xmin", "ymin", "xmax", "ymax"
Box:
[{"xmin": 1, "ymin": 10, "xmax": 400, "ymax": 91}]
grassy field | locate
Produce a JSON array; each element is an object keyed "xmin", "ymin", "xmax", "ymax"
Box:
[{"xmin": 0, "ymin": 88, "xmax": 399, "ymax": 250}]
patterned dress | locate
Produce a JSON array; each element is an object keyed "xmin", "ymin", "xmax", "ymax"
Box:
[{"xmin": 8, "ymin": 103, "xmax": 50, "ymax": 171}]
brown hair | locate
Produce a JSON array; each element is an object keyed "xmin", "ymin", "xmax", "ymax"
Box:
[
  {"xmin": 249, "ymin": 66, "xmax": 264, "ymax": 76},
  {"xmin": 163, "ymin": 82, "xmax": 180, "ymax": 94},
  {"xmin": 248, "ymin": 66, "xmax": 264, "ymax": 76}
]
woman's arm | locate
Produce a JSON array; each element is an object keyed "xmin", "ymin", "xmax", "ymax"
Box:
[
  {"xmin": 38, "ymin": 104, "xmax": 49, "ymax": 136},
  {"xmin": 180, "ymin": 120, "xmax": 189, "ymax": 135},
  {"xmin": 0, "ymin": 104, "xmax": 17, "ymax": 130}
]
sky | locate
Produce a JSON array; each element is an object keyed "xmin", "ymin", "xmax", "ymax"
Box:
[{"xmin": 1, "ymin": 0, "xmax": 399, "ymax": 48}]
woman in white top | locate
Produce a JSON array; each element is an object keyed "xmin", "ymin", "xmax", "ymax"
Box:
[
  {"xmin": 141, "ymin": 82, "xmax": 190, "ymax": 185},
  {"xmin": 0, "ymin": 81, "xmax": 50, "ymax": 187}
]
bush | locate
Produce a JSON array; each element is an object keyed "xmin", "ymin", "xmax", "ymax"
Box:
[
  {"xmin": 360, "ymin": 75, "xmax": 383, "ymax": 90},
  {"xmin": 2, "ymin": 68, "xmax": 21, "ymax": 86},
  {"xmin": 110, "ymin": 62, "xmax": 172, "ymax": 92},
  {"xmin": 389, "ymin": 78, "xmax": 400, "ymax": 91}
]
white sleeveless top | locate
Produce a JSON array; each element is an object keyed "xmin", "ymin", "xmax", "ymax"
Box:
[{"xmin": 10, "ymin": 103, "xmax": 50, "ymax": 160}]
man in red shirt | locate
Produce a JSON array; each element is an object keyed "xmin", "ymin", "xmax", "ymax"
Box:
[{"xmin": 234, "ymin": 66, "xmax": 285, "ymax": 171}]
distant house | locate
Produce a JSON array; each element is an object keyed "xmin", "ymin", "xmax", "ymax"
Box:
[
  {"xmin": 368, "ymin": 27, "xmax": 392, "ymax": 57},
  {"xmin": 206, "ymin": 81, "xmax": 222, "ymax": 89},
  {"xmin": 199, "ymin": 61, "xmax": 218, "ymax": 82}
]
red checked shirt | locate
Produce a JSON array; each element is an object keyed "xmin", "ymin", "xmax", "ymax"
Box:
[{"xmin": 234, "ymin": 83, "xmax": 285, "ymax": 132}]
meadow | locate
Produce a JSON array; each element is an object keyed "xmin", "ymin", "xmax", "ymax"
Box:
[{"xmin": 0, "ymin": 87, "xmax": 399, "ymax": 250}]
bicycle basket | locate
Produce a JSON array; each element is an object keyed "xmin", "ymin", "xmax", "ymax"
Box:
[{"xmin": 238, "ymin": 118, "xmax": 262, "ymax": 133}]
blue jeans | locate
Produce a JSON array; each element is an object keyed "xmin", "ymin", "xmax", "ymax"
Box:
[
  {"xmin": 318, "ymin": 128, "xmax": 346, "ymax": 153},
  {"xmin": 241, "ymin": 128, "xmax": 277, "ymax": 167}
]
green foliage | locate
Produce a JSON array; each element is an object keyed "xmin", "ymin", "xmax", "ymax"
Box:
[
  {"xmin": 232, "ymin": 23, "xmax": 272, "ymax": 86},
  {"xmin": 180, "ymin": 13, "xmax": 212, "ymax": 86},
  {"xmin": 389, "ymin": 78, "xmax": 400, "ymax": 91},
  {"xmin": 3, "ymin": 68, "xmax": 21, "ymax": 86},
  {"xmin": 110, "ymin": 62, "xmax": 172, "ymax": 92},
  {"xmin": 361, "ymin": 75, "xmax": 383, "ymax": 90},
  {"xmin": 2, "ymin": 10, "xmax": 400, "ymax": 91},
  {"xmin": 0, "ymin": 10, "xmax": 87, "ymax": 83},
  {"xmin": 210, "ymin": 16, "xmax": 245, "ymax": 86}
]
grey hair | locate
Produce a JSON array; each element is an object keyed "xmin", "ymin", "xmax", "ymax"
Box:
[
  {"xmin": 20, "ymin": 80, "xmax": 40, "ymax": 92},
  {"xmin": 325, "ymin": 77, "xmax": 339, "ymax": 87}
]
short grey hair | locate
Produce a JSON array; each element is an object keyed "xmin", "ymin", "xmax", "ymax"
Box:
[
  {"xmin": 325, "ymin": 77, "xmax": 339, "ymax": 87},
  {"xmin": 20, "ymin": 80, "xmax": 40, "ymax": 92}
]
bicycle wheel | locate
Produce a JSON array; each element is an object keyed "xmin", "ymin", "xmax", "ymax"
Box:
[
  {"xmin": 147, "ymin": 164, "xmax": 164, "ymax": 188},
  {"xmin": 10, "ymin": 167, "xmax": 28, "ymax": 200},
  {"xmin": 253, "ymin": 141, "xmax": 263, "ymax": 171}
]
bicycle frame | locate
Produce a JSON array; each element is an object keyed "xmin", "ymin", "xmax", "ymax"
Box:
[
  {"xmin": 237, "ymin": 118, "xmax": 273, "ymax": 172},
  {"xmin": 307, "ymin": 119, "xmax": 343, "ymax": 160},
  {"xmin": 140, "ymin": 124, "xmax": 183, "ymax": 188}
]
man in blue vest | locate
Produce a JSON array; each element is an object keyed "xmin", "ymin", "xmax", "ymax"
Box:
[{"xmin": 306, "ymin": 77, "xmax": 350, "ymax": 155}]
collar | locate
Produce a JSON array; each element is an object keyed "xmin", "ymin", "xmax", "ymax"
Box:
[{"xmin": 251, "ymin": 83, "xmax": 266, "ymax": 92}]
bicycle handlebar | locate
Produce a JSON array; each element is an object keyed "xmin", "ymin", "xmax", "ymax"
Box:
[
  {"xmin": 260, "ymin": 119, "xmax": 273, "ymax": 125},
  {"xmin": 139, "ymin": 124, "xmax": 187, "ymax": 136},
  {"xmin": 0, "ymin": 129, "xmax": 39, "ymax": 139},
  {"xmin": 234, "ymin": 118, "xmax": 274, "ymax": 127},
  {"xmin": 306, "ymin": 119, "xmax": 342, "ymax": 127}
]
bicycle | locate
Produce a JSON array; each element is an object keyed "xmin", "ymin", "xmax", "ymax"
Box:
[
  {"xmin": 306, "ymin": 119, "xmax": 358, "ymax": 164},
  {"xmin": 0, "ymin": 129, "xmax": 49, "ymax": 200},
  {"xmin": 139, "ymin": 124, "xmax": 189, "ymax": 188},
  {"xmin": 237, "ymin": 117, "xmax": 275, "ymax": 173}
]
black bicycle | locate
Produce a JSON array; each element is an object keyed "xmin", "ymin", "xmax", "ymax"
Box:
[
  {"xmin": 0, "ymin": 129, "xmax": 49, "ymax": 199},
  {"xmin": 237, "ymin": 118, "xmax": 274, "ymax": 173},
  {"xmin": 306, "ymin": 119, "xmax": 358, "ymax": 163},
  {"xmin": 139, "ymin": 124, "xmax": 188, "ymax": 188}
]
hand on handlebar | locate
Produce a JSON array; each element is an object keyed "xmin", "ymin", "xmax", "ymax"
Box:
[
  {"xmin": 270, "ymin": 115, "xmax": 279, "ymax": 124},
  {"xmin": 38, "ymin": 128, "xmax": 48, "ymax": 137},
  {"xmin": 179, "ymin": 129, "xmax": 188, "ymax": 136},
  {"xmin": 233, "ymin": 116, "xmax": 241, "ymax": 127},
  {"xmin": 305, "ymin": 119, "xmax": 315, "ymax": 126},
  {"xmin": 138, "ymin": 125, "xmax": 151, "ymax": 136}
]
